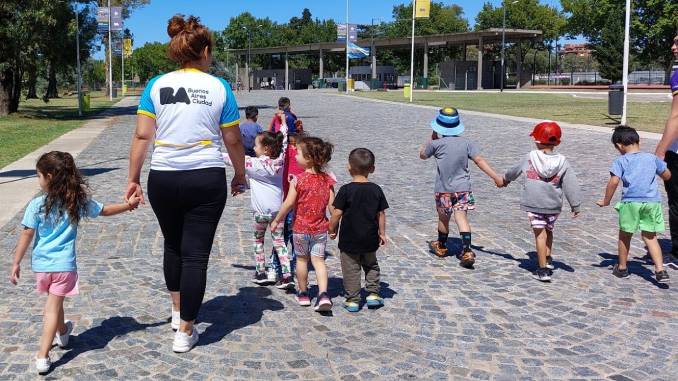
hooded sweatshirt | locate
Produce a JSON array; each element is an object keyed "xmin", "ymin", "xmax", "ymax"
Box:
[{"xmin": 504, "ymin": 150, "xmax": 581, "ymax": 214}]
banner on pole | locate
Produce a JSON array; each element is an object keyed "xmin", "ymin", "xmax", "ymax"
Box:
[
  {"xmin": 123, "ymin": 38, "xmax": 133, "ymax": 58},
  {"xmin": 96, "ymin": 7, "xmax": 109, "ymax": 23},
  {"xmin": 111, "ymin": 7, "xmax": 123, "ymax": 31},
  {"xmin": 337, "ymin": 24, "xmax": 358, "ymax": 43},
  {"xmin": 347, "ymin": 43, "xmax": 370, "ymax": 59},
  {"xmin": 113, "ymin": 39, "xmax": 122, "ymax": 56},
  {"xmin": 415, "ymin": 0, "xmax": 431, "ymax": 18}
]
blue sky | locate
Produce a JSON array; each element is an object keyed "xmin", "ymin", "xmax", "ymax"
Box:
[{"xmin": 95, "ymin": 0, "xmax": 564, "ymax": 58}]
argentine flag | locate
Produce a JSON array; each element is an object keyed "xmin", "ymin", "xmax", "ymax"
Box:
[{"xmin": 348, "ymin": 42, "xmax": 370, "ymax": 59}]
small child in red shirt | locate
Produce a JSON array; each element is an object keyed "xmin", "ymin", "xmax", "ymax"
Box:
[{"xmin": 273, "ymin": 136, "xmax": 335, "ymax": 312}]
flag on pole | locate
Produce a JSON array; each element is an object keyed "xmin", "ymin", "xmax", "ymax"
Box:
[
  {"xmin": 415, "ymin": 0, "xmax": 431, "ymax": 18},
  {"xmin": 347, "ymin": 42, "xmax": 370, "ymax": 59}
]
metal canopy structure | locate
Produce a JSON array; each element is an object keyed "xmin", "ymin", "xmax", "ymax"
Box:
[{"xmin": 228, "ymin": 29, "xmax": 543, "ymax": 90}]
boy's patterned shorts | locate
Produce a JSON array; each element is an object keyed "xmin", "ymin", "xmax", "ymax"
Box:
[
  {"xmin": 435, "ymin": 192, "xmax": 476, "ymax": 216},
  {"xmin": 527, "ymin": 212, "xmax": 560, "ymax": 231}
]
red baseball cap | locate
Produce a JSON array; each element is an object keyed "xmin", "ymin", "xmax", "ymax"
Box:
[{"xmin": 530, "ymin": 121, "xmax": 562, "ymax": 146}]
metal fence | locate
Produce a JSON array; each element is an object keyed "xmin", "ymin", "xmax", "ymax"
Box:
[{"xmin": 531, "ymin": 70, "xmax": 669, "ymax": 86}]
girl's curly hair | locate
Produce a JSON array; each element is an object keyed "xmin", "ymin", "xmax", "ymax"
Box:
[
  {"xmin": 297, "ymin": 136, "xmax": 333, "ymax": 172},
  {"xmin": 36, "ymin": 151, "xmax": 90, "ymax": 226}
]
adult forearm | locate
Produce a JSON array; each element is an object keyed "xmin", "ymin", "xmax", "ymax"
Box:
[
  {"xmin": 223, "ymin": 128, "xmax": 246, "ymax": 176},
  {"xmin": 128, "ymin": 136, "xmax": 150, "ymax": 183}
]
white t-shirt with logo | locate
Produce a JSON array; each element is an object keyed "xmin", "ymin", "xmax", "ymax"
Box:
[{"xmin": 137, "ymin": 68, "xmax": 240, "ymax": 171}]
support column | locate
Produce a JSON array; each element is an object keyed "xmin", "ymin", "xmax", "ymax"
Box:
[
  {"xmin": 423, "ymin": 41, "xmax": 429, "ymax": 79},
  {"xmin": 477, "ymin": 37, "xmax": 483, "ymax": 90},
  {"xmin": 371, "ymin": 45, "xmax": 377, "ymax": 80},
  {"xmin": 463, "ymin": 43, "xmax": 467, "ymax": 61},
  {"xmin": 516, "ymin": 40, "xmax": 523, "ymax": 89},
  {"xmin": 245, "ymin": 58, "xmax": 249, "ymax": 90},
  {"xmin": 319, "ymin": 49, "xmax": 324, "ymax": 79},
  {"xmin": 285, "ymin": 52, "xmax": 289, "ymax": 90},
  {"xmin": 235, "ymin": 60, "xmax": 239, "ymax": 86}
]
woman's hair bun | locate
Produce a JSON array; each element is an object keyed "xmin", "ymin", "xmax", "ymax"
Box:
[{"xmin": 167, "ymin": 14, "xmax": 187, "ymax": 38}]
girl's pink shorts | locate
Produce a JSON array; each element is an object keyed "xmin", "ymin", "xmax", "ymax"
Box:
[{"xmin": 35, "ymin": 271, "xmax": 79, "ymax": 297}]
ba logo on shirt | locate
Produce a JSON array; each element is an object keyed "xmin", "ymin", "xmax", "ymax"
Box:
[{"xmin": 159, "ymin": 87, "xmax": 191, "ymax": 105}]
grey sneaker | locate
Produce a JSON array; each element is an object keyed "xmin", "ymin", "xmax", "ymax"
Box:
[
  {"xmin": 546, "ymin": 256, "xmax": 554, "ymax": 270},
  {"xmin": 266, "ymin": 267, "xmax": 278, "ymax": 283},
  {"xmin": 656, "ymin": 270, "xmax": 670, "ymax": 284},
  {"xmin": 54, "ymin": 320, "xmax": 73, "ymax": 348},
  {"xmin": 252, "ymin": 271, "xmax": 269, "ymax": 285},
  {"xmin": 533, "ymin": 267, "xmax": 552, "ymax": 282},
  {"xmin": 612, "ymin": 264, "xmax": 629, "ymax": 278}
]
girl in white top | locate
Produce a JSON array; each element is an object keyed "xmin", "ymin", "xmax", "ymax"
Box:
[{"xmin": 225, "ymin": 113, "xmax": 294, "ymax": 289}]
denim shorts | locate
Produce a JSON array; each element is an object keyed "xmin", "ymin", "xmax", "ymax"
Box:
[{"xmin": 293, "ymin": 233, "xmax": 327, "ymax": 258}]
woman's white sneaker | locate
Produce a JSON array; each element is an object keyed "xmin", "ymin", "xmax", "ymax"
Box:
[
  {"xmin": 172, "ymin": 329, "xmax": 199, "ymax": 353},
  {"xmin": 171, "ymin": 308, "xmax": 180, "ymax": 331},
  {"xmin": 54, "ymin": 320, "xmax": 73, "ymax": 348},
  {"xmin": 35, "ymin": 357, "xmax": 51, "ymax": 374}
]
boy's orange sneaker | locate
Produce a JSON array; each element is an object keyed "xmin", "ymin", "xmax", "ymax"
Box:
[
  {"xmin": 459, "ymin": 248, "xmax": 476, "ymax": 268},
  {"xmin": 430, "ymin": 241, "xmax": 448, "ymax": 258}
]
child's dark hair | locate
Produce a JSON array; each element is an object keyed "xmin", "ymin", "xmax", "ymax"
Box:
[
  {"xmin": 278, "ymin": 97, "xmax": 291, "ymax": 110},
  {"xmin": 245, "ymin": 106, "xmax": 258, "ymax": 120},
  {"xmin": 611, "ymin": 126, "xmax": 640, "ymax": 146},
  {"xmin": 348, "ymin": 148, "xmax": 375, "ymax": 176},
  {"xmin": 298, "ymin": 136, "xmax": 333, "ymax": 171},
  {"xmin": 257, "ymin": 131, "xmax": 284, "ymax": 158},
  {"xmin": 36, "ymin": 151, "xmax": 90, "ymax": 225}
]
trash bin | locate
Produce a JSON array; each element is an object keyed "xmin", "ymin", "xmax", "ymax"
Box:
[
  {"xmin": 111, "ymin": 86, "xmax": 118, "ymax": 98},
  {"xmin": 82, "ymin": 93, "xmax": 90, "ymax": 112},
  {"xmin": 403, "ymin": 84, "xmax": 411, "ymax": 98},
  {"xmin": 122, "ymin": 84, "xmax": 128, "ymax": 96},
  {"xmin": 338, "ymin": 81, "xmax": 346, "ymax": 92},
  {"xmin": 608, "ymin": 84, "xmax": 624, "ymax": 115},
  {"xmin": 347, "ymin": 78, "xmax": 354, "ymax": 90}
]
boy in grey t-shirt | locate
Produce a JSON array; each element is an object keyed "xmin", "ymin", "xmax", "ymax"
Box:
[{"xmin": 419, "ymin": 107, "xmax": 504, "ymax": 268}]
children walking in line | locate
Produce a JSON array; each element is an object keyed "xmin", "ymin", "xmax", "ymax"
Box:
[
  {"xmin": 503, "ymin": 121, "xmax": 582, "ymax": 282},
  {"xmin": 596, "ymin": 126, "xmax": 671, "ymax": 283},
  {"xmin": 272, "ymin": 136, "xmax": 335, "ymax": 312},
  {"xmin": 329, "ymin": 148, "xmax": 389, "ymax": 312},
  {"xmin": 9, "ymin": 151, "xmax": 139, "ymax": 374},
  {"xmin": 223, "ymin": 113, "xmax": 295, "ymax": 289},
  {"xmin": 419, "ymin": 107, "xmax": 504, "ymax": 268}
]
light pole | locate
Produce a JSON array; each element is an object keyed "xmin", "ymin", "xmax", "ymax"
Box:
[
  {"xmin": 620, "ymin": 0, "xmax": 631, "ymax": 126},
  {"xmin": 500, "ymin": 0, "xmax": 518, "ymax": 92},
  {"xmin": 74, "ymin": 4, "xmax": 82, "ymax": 116},
  {"xmin": 242, "ymin": 25, "xmax": 263, "ymax": 92},
  {"xmin": 345, "ymin": 0, "xmax": 349, "ymax": 94}
]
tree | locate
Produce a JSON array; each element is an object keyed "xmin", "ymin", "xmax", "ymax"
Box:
[
  {"xmin": 130, "ymin": 42, "xmax": 175, "ymax": 83},
  {"xmin": 563, "ymin": 0, "xmax": 678, "ymax": 83}
]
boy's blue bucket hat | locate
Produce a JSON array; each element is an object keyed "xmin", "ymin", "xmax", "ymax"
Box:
[{"xmin": 430, "ymin": 107, "xmax": 464, "ymax": 136}]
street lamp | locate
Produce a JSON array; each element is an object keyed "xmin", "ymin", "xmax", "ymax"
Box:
[
  {"xmin": 500, "ymin": 0, "xmax": 519, "ymax": 93},
  {"xmin": 242, "ymin": 25, "xmax": 263, "ymax": 92}
]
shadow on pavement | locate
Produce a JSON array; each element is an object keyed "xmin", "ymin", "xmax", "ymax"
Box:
[
  {"xmin": 49, "ymin": 317, "xmax": 165, "ymax": 372},
  {"xmin": 197, "ymin": 287, "xmax": 284, "ymax": 347},
  {"xmin": 0, "ymin": 168, "xmax": 119, "ymax": 184},
  {"xmin": 593, "ymin": 252, "xmax": 668, "ymax": 289},
  {"xmin": 471, "ymin": 246, "xmax": 574, "ymax": 273}
]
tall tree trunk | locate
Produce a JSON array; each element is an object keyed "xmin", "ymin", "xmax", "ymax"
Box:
[
  {"xmin": 11, "ymin": 68, "xmax": 23, "ymax": 112},
  {"xmin": 45, "ymin": 63, "xmax": 59, "ymax": 99},
  {"xmin": 26, "ymin": 66, "xmax": 38, "ymax": 99},
  {"xmin": 0, "ymin": 68, "xmax": 15, "ymax": 116}
]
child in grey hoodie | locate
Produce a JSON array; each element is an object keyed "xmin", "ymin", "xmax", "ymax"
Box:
[{"xmin": 503, "ymin": 121, "xmax": 582, "ymax": 282}]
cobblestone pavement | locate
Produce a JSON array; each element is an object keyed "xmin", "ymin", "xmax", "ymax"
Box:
[{"xmin": 1, "ymin": 91, "xmax": 676, "ymax": 380}]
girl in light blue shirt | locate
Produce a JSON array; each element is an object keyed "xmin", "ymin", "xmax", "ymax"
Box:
[{"xmin": 9, "ymin": 151, "xmax": 139, "ymax": 374}]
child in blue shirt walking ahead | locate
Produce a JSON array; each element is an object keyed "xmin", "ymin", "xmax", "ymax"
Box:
[
  {"xmin": 597, "ymin": 127, "xmax": 671, "ymax": 283},
  {"xmin": 9, "ymin": 151, "xmax": 140, "ymax": 374}
]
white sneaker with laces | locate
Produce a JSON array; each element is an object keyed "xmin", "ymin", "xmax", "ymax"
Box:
[
  {"xmin": 54, "ymin": 320, "xmax": 73, "ymax": 348},
  {"xmin": 35, "ymin": 357, "xmax": 51, "ymax": 374},
  {"xmin": 172, "ymin": 328, "xmax": 199, "ymax": 353},
  {"xmin": 171, "ymin": 308, "xmax": 180, "ymax": 331}
]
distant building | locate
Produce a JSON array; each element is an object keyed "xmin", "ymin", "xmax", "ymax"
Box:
[{"xmin": 560, "ymin": 43, "xmax": 591, "ymax": 58}]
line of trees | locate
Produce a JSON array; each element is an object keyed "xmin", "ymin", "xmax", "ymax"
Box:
[{"xmin": 0, "ymin": 0, "xmax": 149, "ymax": 116}]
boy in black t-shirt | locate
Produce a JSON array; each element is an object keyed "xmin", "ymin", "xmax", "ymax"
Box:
[{"xmin": 329, "ymin": 148, "xmax": 389, "ymax": 313}]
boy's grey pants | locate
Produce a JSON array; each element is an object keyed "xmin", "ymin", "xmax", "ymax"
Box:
[{"xmin": 340, "ymin": 251, "xmax": 380, "ymax": 302}]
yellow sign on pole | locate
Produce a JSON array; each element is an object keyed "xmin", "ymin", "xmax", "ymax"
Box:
[
  {"xmin": 123, "ymin": 38, "xmax": 132, "ymax": 58},
  {"xmin": 415, "ymin": 0, "xmax": 430, "ymax": 18}
]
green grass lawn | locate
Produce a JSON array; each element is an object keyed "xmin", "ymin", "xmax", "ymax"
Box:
[
  {"xmin": 354, "ymin": 91, "xmax": 671, "ymax": 134},
  {"xmin": 0, "ymin": 92, "xmax": 121, "ymax": 168}
]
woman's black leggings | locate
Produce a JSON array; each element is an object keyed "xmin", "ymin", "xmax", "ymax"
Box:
[{"xmin": 148, "ymin": 168, "xmax": 227, "ymax": 321}]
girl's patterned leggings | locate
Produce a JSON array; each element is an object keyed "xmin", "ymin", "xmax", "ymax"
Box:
[{"xmin": 254, "ymin": 213, "xmax": 291, "ymax": 276}]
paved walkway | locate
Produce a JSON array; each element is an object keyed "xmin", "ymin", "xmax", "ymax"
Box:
[{"xmin": 0, "ymin": 91, "xmax": 676, "ymax": 380}]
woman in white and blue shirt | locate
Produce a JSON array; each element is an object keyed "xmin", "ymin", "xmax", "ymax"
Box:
[{"xmin": 126, "ymin": 15, "xmax": 246, "ymax": 353}]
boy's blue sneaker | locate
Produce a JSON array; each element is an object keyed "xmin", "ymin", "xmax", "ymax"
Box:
[
  {"xmin": 366, "ymin": 293, "xmax": 384, "ymax": 308},
  {"xmin": 344, "ymin": 301, "xmax": 360, "ymax": 313}
]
